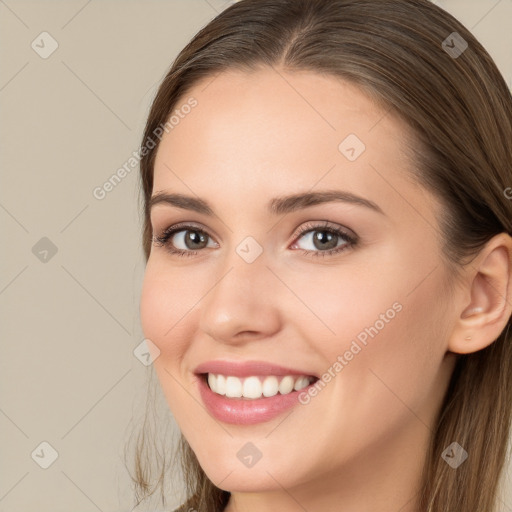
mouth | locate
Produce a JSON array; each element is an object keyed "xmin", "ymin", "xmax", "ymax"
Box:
[
  {"xmin": 195, "ymin": 365, "xmax": 320, "ymax": 425},
  {"xmin": 200, "ymin": 372, "xmax": 319, "ymax": 400},
  {"xmin": 193, "ymin": 359, "xmax": 321, "ymax": 424}
]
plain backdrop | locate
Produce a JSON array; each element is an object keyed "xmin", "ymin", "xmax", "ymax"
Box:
[{"xmin": 1, "ymin": 1, "xmax": 511, "ymax": 511}]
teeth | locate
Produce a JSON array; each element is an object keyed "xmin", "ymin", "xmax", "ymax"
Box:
[
  {"xmin": 206, "ymin": 373, "xmax": 315, "ymax": 399},
  {"xmin": 225, "ymin": 376, "xmax": 242, "ymax": 398},
  {"xmin": 262, "ymin": 376, "xmax": 278, "ymax": 397},
  {"xmin": 293, "ymin": 376, "xmax": 311, "ymax": 391},
  {"xmin": 278, "ymin": 375, "xmax": 295, "ymax": 394},
  {"xmin": 243, "ymin": 376, "xmax": 262, "ymax": 399}
]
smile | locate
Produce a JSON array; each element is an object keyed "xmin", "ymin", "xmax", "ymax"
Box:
[{"xmin": 206, "ymin": 373, "xmax": 316, "ymax": 399}]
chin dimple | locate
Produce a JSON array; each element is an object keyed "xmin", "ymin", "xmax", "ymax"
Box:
[{"xmin": 206, "ymin": 373, "xmax": 316, "ymax": 399}]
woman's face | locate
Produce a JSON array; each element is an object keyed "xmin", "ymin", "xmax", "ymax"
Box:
[{"xmin": 140, "ymin": 68, "xmax": 458, "ymax": 495}]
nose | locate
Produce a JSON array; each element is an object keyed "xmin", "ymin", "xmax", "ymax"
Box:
[{"xmin": 199, "ymin": 251, "xmax": 282, "ymax": 344}]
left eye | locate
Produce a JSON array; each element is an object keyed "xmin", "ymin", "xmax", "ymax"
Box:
[{"xmin": 292, "ymin": 227, "xmax": 353, "ymax": 252}]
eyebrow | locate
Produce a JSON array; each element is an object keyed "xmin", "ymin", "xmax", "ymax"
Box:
[{"xmin": 149, "ymin": 190, "xmax": 385, "ymax": 216}]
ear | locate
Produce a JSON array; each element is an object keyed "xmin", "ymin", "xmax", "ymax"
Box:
[{"xmin": 448, "ymin": 233, "xmax": 512, "ymax": 355}]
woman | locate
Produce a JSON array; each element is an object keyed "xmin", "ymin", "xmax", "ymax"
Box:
[{"xmin": 128, "ymin": 0, "xmax": 512, "ymax": 511}]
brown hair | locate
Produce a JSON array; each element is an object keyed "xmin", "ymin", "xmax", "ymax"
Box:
[{"xmin": 125, "ymin": 1, "xmax": 512, "ymax": 511}]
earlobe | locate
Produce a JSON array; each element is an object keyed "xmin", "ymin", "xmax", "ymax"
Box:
[
  {"xmin": 447, "ymin": 234, "xmax": 512, "ymax": 355},
  {"xmin": 461, "ymin": 308, "xmax": 484, "ymax": 341}
]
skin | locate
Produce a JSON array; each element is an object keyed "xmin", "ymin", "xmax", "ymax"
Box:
[{"xmin": 140, "ymin": 67, "xmax": 512, "ymax": 512}]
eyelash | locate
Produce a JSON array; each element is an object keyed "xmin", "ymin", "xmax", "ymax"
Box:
[{"xmin": 152, "ymin": 221, "xmax": 358, "ymax": 259}]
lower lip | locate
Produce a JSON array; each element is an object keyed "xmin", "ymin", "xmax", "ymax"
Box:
[{"xmin": 197, "ymin": 374, "xmax": 316, "ymax": 425}]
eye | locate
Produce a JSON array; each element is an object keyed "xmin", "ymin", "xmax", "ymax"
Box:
[
  {"xmin": 152, "ymin": 220, "xmax": 358, "ymax": 259},
  {"xmin": 152, "ymin": 223, "xmax": 217, "ymax": 257},
  {"xmin": 290, "ymin": 221, "xmax": 357, "ymax": 258}
]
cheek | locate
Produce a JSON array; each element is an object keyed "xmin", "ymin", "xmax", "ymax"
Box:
[
  {"xmin": 283, "ymin": 259, "xmax": 404, "ymax": 355},
  {"xmin": 139, "ymin": 261, "xmax": 200, "ymax": 358},
  {"xmin": 334, "ymin": 267, "xmax": 450, "ymax": 428},
  {"xmin": 298, "ymin": 247, "xmax": 447, "ymax": 404},
  {"xmin": 139, "ymin": 263, "xmax": 205, "ymax": 423}
]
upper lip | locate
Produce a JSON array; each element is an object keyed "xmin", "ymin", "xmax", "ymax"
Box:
[{"xmin": 194, "ymin": 360, "xmax": 319, "ymax": 378}]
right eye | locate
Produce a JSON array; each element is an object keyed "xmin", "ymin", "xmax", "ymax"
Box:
[{"xmin": 152, "ymin": 223, "xmax": 218, "ymax": 257}]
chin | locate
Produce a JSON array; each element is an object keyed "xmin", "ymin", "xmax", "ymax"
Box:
[
  {"xmin": 207, "ymin": 468, "xmax": 289, "ymax": 493},
  {"xmin": 193, "ymin": 449, "xmax": 301, "ymax": 493}
]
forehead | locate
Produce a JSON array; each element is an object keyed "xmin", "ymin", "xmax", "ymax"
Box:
[
  {"xmin": 157, "ymin": 67, "xmax": 397, "ymax": 163},
  {"xmin": 152, "ymin": 67, "xmax": 433, "ymax": 222}
]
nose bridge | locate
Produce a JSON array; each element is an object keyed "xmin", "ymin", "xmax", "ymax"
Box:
[{"xmin": 199, "ymin": 243, "xmax": 281, "ymax": 341}]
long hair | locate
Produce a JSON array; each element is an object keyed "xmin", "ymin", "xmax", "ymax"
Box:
[{"xmin": 125, "ymin": 1, "xmax": 512, "ymax": 511}]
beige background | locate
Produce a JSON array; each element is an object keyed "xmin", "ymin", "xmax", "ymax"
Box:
[{"xmin": 1, "ymin": 1, "xmax": 511, "ymax": 511}]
